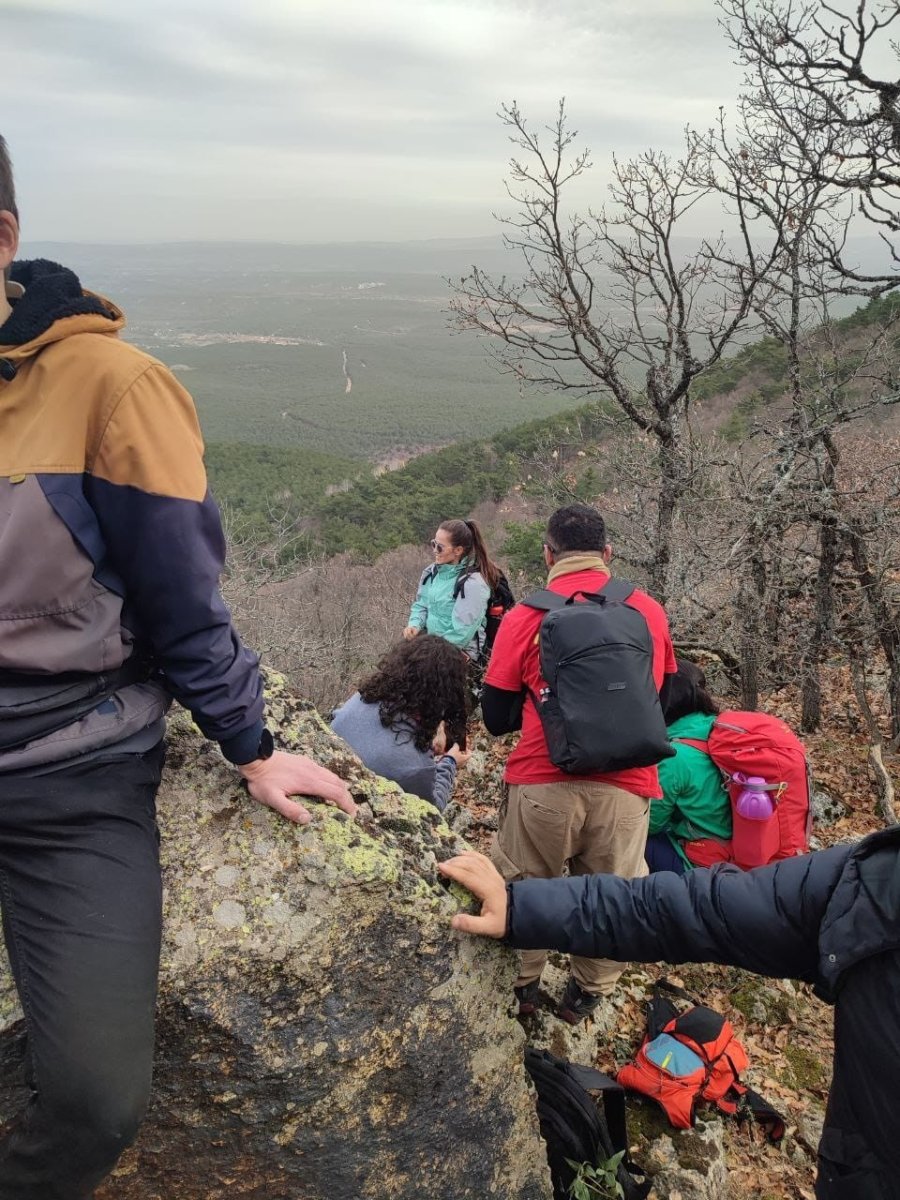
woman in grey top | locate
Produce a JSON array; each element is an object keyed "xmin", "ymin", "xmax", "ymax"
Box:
[{"xmin": 331, "ymin": 636, "xmax": 470, "ymax": 811}]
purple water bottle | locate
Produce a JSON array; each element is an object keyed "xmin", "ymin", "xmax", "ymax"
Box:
[{"xmin": 733, "ymin": 773, "xmax": 775, "ymax": 820}]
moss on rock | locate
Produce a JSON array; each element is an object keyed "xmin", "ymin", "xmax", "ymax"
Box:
[{"xmin": 0, "ymin": 670, "xmax": 552, "ymax": 1200}]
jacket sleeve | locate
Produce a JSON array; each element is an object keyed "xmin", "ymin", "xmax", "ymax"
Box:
[
  {"xmin": 85, "ymin": 363, "xmax": 264, "ymax": 764},
  {"xmin": 401, "ymin": 754, "xmax": 457, "ymax": 811},
  {"xmin": 408, "ymin": 571, "xmax": 430, "ymax": 630},
  {"xmin": 481, "ymin": 683, "xmax": 525, "ymax": 735},
  {"xmin": 431, "ymin": 755, "xmax": 458, "ymax": 812},
  {"xmin": 507, "ymin": 845, "xmax": 852, "ymax": 984},
  {"xmin": 650, "ymin": 749, "xmax": 688, "ymax": 835},
  {"xmin": 445, "ymin": 572, "xmax": 490, "ymax": 651}
]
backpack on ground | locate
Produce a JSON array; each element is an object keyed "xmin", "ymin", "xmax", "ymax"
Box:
[
  {"xmin": 524, "ymin": 1048, "xmax": 651, "ymax": 1200},
  {"xmin": 675, "ymin": 710, "xmax": 812, "ymax": 869},
  {"xmin": 453, "ymin": 569, "xmax": 516, "ymax": 662},
  {"xmin": 521, "ymin": 579, "xmax": 674, "ymax": 774},
  {"xmin": 616, "ymin": 981, "xmax": 785, "ymax": 1143}
]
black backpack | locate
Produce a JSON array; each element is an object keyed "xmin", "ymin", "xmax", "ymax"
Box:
[
  {"xmin": 454, "ymin": 569, "xmax": 516, "ymax": 661},
  {"xmin": 524, "ymin": 1048, "xmax": 651, "ymax": 1200},
  {"xmin": 521, "ymin": 579, "xmax": 674, "ymax": 774}
]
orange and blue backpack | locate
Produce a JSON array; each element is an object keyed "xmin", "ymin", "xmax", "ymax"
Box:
[{"xmin": 617, "ymin": 980, "xmax": 785, "ymax": 1142}]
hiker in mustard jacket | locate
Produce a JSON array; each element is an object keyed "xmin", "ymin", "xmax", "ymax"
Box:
[{"xmin": 0, "ymin": 135, "xmax": 355, "ymax": 1200}]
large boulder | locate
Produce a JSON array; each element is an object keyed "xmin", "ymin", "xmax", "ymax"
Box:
[{"xmin": 0, "ymin": 676, "xmax": 552, "ymax": 1200}]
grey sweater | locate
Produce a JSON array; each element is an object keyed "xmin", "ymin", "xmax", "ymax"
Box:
[{"xmin": 330, "ymin": 692, "xmax": 457, "ymax": 812}]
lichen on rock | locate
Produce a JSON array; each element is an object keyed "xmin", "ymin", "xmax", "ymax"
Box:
[{"xmin": 0, "ymin": 671, "xmax": 552, "ymax": 1200}]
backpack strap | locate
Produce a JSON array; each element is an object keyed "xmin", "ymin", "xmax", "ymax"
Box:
[
  {"xmin": 565, "ymin": 1064, "xmax": 652, "ymax": 1199},
  {"xmin": 727, "ymin": 1084, "xmax": 786, "ymax": 1144},
  {"xmin": 672, "ymin": 736, "xmax": 711, "ymax": 754},
  {"xmin": 452, "ymin": 567, "xmax": 479, "ymax": 601},
  {"xmin": 520, "ymin": 588, "xmax": 568, "ymax": 613},
  {"xmin": 654, "ymin": 978, "xmax": 699, "ymax": 1006},
  {"xmin": 596, "ymin": 578, "xmax": 635, "ymax": 603},
  {"xmin": 521, "ymin": 577, "xmax": 636, "ymax": 613},
  {"xmin": 566, "ymin": 1065, "xmax": 628, "ymax": 1153},
  {"xmin": 646, "ymin": 978, "xmax": 699, "ymax": 1038}
]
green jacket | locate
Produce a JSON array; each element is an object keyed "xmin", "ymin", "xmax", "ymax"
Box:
[
  {"xmin": 650, "ymin": 712, "xmax": 732, "ymax": 868},
  {"xmin": 408, "ymin": 560, "xmax": 489, "ymax": 659}
]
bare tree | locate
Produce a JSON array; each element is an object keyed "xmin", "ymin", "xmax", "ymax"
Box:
[
  {"xmin": 721, "ymin": 0, "xmax": 900, "ymax": 280},
  {"xmin": 449, "ymin": 101, "xmax": 784, "ymax": 605}
]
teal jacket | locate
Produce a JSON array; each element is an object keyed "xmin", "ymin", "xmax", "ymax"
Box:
[
  {"xmin": 408, "ymin": 560, "xmax": 489, "ymax": 659},
  {"xmin": 650, "ymin": 712, "xmax": 732, "ymax": 868}
]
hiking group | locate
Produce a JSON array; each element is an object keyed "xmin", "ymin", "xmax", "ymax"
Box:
[{"xmin": 1, "ymin": 129, "xmax": 898, "ymax": 1200}]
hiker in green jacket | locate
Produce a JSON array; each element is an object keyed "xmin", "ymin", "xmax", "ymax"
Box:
[
  {"xmin": 403, "ymin": 519, "xmax": 500, "ymax": 660},
  {"xmin": 645, "ymin": 660, "xmax": 731, "ymax": 874}
]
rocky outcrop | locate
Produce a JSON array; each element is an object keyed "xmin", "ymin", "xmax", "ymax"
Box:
[
  {"xmin": 0, "ymin": 677, "xmax": 552, "ymax": 1200},
  {"xmin": 641, "ymin": 1119, "xmax": 727, "ymax": 1200}
]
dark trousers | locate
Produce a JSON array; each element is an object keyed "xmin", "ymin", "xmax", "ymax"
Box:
[
  {"xmin": 644, "ymin": 833, "xmax": 688, "ymax": 875},
  {"xmin": 0, "ymin": 744, "xmax": 164, "ymax": 1199}
]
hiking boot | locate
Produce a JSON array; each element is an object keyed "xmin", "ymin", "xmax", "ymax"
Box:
[
  {"xmin": 514, "ymin": 980, "xmax": 541, "ymax": 1017},
  {"xmin": 557, "ymin": 977, "xmax": 603, "ymax": 1025}
]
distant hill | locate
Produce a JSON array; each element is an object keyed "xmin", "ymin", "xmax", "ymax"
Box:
[
  {"xmin": 297, "ymin": 290, "xmax": 900, "ymax": 559},
  {"xmin": 19, "ymin": 239, "xmax": 581, "ymax": 460},
  {"xmin": 204, "ymin": 443, "xmax": 360, "ymax": 536},
  {"xmin": 21, "ymin": 236, "xmax": 522, "ymax": 280}
]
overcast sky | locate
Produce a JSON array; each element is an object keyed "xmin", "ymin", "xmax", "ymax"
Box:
[{"xmin": 2, "ymin": 0, "xmax": 744, "ymax": 243}]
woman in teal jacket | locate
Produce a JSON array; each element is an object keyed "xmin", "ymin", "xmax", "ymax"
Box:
[
  {"xmin": 646, "ymin": 660, "xmax": 732, "ymax": 874},
  {"xmin": 403, "ymin": 519, "xmax": 500, "ymax": 660}
]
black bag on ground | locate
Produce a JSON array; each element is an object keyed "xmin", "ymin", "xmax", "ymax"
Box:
[
  {"xmin": 525, "ymin": 1048, "xmax": 651, "ymax": 1200},
  {"xmin": 521, "ymin": 579, "xmax": 674, "ymax": 774}
]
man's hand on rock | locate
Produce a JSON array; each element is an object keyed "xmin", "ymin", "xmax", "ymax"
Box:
[
  {"xmin": 439, "ymin": 852, "xmax": 508, "ymax": 938},
  {"xmin": 240, "ymin": 750, "xmax": 357, "ymax": 825}
]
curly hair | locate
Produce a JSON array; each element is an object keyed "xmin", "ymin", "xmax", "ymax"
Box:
[{"xmin": 358, "ymin": 635, "xmax": 468, "ymax": 752}]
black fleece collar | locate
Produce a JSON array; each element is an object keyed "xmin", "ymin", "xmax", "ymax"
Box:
[{"xmin": 0, "ymin": 258, "xmax": 115, "ymax": 345}]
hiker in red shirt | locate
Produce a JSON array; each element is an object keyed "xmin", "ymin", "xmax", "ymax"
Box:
[{"xmin": 481, "ymin": 504, "xmax": 676, "ymax": 1022}]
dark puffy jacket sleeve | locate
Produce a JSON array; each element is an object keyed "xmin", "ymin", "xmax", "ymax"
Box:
[
  {"xmin": 86, "ymin": 364, "xmax": 264, "ymax": 763},
  {"xmin": 507, "ymin": 846, "xmax": 852, "ymax": 984}
]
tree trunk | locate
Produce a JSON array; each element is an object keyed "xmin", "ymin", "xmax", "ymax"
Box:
[
  {"xmin": 737, "ymin": 576, "xmax": 761, "ymax": 711},
  {"xmin": 801, "ymin": 514, "xmax": 838, "ymax": 732},
  {"xmin": 650, "ymin": 430, "xmax": 685, "ymax": 608},
  {"xmin": 844, "ymin": 517, "xmax": 900, "ymax": 739},
  {"xmin": 849, "ymin": 651, "xmax": 898, "ymax": 826}
]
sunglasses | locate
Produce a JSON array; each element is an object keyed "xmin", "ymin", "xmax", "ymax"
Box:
[{"xmin": 430, "ymin": 540, "xmax": 447, "ymax": 552}]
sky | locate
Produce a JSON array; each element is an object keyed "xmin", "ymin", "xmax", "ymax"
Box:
[{"xmin": 2, "ymin": 0, "xmax": 745, "ymax": 243}]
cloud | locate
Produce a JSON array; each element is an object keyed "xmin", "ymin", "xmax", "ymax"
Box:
[{"xmin": 1, "ymin": 0, "xmax": 744, "ymax": 241}]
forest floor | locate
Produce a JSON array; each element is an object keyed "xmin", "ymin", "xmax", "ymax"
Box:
[{"xmin": 451, "ymin": 663, "xmax": 888, "ymax": 1199}]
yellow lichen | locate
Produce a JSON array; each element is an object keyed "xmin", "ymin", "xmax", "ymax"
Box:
[{"xmin": 316, "ymin": 816, "xmax": 401, "ymax": 884}]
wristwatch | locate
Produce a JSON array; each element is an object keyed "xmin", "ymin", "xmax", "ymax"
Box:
[{"xmin": 256, "ymin": 727, "xmax": 275, "ymax": 761}]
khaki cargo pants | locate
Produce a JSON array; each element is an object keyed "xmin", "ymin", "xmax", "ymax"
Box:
[{"xmin": 491, "ymin": 781, "xmax": 649, "ymax": 996}]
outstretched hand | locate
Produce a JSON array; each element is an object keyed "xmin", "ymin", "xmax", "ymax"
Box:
[
  {"xmin": 240, "ymin": 750, "xmax": 358, "ymax": 825},
  {"xmin": 438, "ymin": 851, "xmax": 508, "ymax": 938}
]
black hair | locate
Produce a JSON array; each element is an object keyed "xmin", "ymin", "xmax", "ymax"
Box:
[
  {"xmin": 660, "ymin": 659, "xmax": 719, "ymax": 725},
  {"xmin": 546, "ymin": 504, "xmax": 607, "ymax": 554},
  {"xmin": 358, "ymin": 635, "xmax": 468, "ymax": 751}
]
